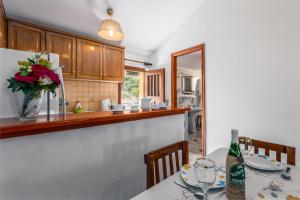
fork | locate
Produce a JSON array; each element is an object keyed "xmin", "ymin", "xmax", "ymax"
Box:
[{"xmin": 174, "ymin": 181, "xmax": 205, "ymax": 199}]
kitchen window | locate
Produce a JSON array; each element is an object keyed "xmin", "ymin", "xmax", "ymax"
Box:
[
  {"xmin": 121, "ymin": 66, "xmax": 145, "ymax": 108},
  {"xmin": 121, "ymin": 66, "xmax": 165, "ymax": 108}
]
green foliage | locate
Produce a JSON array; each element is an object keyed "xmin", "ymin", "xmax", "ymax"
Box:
[
  {"xmin": 7, "ymin": 77, "xmax": 57, "ymax": 98},
  {"xmin": 39, "ymin": 59, "xmax": 51, "ymax": 68},
  {"xmin": 18, "ymin": 61, "xmax": 31, "ymax": 66},
  {"xmin": 123, "ymin": 75, "xmax": 140, "ymax": 98}
]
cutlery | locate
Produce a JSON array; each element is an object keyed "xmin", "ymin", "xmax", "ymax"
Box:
[{"xmin": 174, "ymin": 181, "xmax": 205, "ymax": 199}]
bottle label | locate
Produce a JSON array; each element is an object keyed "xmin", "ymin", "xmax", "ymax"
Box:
[{"xmin": 229, "ymin": 163, "xmax": 245, "ymax": 186}]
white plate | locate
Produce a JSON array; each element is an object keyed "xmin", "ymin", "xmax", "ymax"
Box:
[
  {"xmin": 180, "ymin": 164, "xmax": 226, "ymax": 189},
  {"xmin": 244, "ymin": 154, "xmax": 284, "ymax": 171}
]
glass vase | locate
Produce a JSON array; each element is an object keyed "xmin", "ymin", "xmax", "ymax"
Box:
[{"xmin": 14, "ymin": 90, "xmax": 44, "ymax": 121}]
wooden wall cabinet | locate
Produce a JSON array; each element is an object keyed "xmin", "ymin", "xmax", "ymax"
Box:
[
  {"xmin": 102, "ymin": 45, "xmax": 124, "ymax": 81},
  {"xmin": 46, "ymin": 31, "xmax": 76, "ymax": 78},
  {"xmin": 0, "ymin": 1, "xmax": 6, "ymax": 48},
  {"xmin": 76, "ymin": 38, "xmax": 102, "ymax": 80},
  {"xmin": 8, "ymin": 21, "xmax": 45, "ymax": 52},
  {"xmin": 7, "ymin": 20, "xmax": 125, "ymax": 82}
]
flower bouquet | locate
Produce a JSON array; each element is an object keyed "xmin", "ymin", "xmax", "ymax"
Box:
[{"xmin": 7, "ymin": 54, "xmax": 61, "ymax": 120}]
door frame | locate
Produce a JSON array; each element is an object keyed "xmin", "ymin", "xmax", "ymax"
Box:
[{"xmin": 171, "ymin": 44, "xmax": 206, "ymax": 156}]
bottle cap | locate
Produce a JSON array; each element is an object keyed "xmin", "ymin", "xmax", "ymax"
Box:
[{"xmin": 231, "ymin": 129, "xmax": 239, "ymax": 143}]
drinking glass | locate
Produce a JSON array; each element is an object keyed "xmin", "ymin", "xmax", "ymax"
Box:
[
  {"xmin": 194, "ymin": 158, "xmax": 216, "ymax": 199},
  {"xmin": 239, "ymin": 137, "xmax": 253, "ymax": 156}
]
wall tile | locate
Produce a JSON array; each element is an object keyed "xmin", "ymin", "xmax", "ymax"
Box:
[{"xmin": 62, "ymin": 80, "xmax": 119, "ymax": 112}]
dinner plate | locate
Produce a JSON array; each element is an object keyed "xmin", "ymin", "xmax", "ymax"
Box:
[
  {"xmin": 244, "ymin": 154, "xmax": 284, "ymax": 171},
  {"xmin": 180, "ymin": 164, "xmax": 226, "ymax": 189}
]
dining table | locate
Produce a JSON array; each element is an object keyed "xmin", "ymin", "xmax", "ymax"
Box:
[{"xmin": 131, "ymin": 148, "xmax": 300, "ymax": 200}]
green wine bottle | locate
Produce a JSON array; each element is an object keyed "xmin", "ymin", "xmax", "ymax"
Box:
[{"xmin": 226, "ymin": 129, "xmax": 246, "ymax": 200}]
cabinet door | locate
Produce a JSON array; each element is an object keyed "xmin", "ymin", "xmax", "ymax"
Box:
[
  {"xmin": 0, "ymin": 2, "xmax": 6, "ymax": 48},
  {"xmin": 102, "ymin": 45, "xmax": 124, "ymax": 81},
  {"xmin": 76, "ymin": 39, "xmax": 102, "ymax": 80},
  {"xmin": 8, "ymin": 21, "xmax": 45, "ymax": 52},
  {"xmin": 46, "ymin": 31, "xmax": 76, "ymax": 78}
]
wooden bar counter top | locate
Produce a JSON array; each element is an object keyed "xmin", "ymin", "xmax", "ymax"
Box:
[{"xmin": 0, "ymin": 108, "xmax": 189, "ymax": 139}]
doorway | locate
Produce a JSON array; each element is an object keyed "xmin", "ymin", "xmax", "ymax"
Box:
[{"xmin": 171, "ymin": 44, "xmax": 206, "ymax": 157}]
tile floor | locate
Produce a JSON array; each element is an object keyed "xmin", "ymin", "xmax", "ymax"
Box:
[{"xmin": 188, "ymin": 132, "xmax": 202, "ymax": 163}]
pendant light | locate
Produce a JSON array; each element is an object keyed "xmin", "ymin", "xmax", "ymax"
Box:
[{"xmin": 97, "ymin": 8, "xmax": 124, "ymax": 41}]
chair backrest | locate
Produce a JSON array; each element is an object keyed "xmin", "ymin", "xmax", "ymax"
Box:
[
  {"xmin": 239, "ymin": 137, "xmax": 296, "ymax": 166},
  {"xmin": 144, "ymin": 140, "xmax": 189, "ymax": 188}
]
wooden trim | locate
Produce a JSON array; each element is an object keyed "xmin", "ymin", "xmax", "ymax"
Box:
[
  {"xmin": 171, "ymin": 44, "xmax": 206, "ymax": 156},
  {"xmin": 0, "ymin": 108, "xmax": 190, "ymax": 139},
  {"xmin": 7, "ymin": 18, "xmax": 125, "ymax": 49},
  {"xmin": 118, "ymin": 83, "xmax": 122, "ymax": 104},
  {"xmin": 125, "ymin": 65, "xmax": 145, "ymax": 72},
  {"xmin": 172, "ymin": 45, "xmax": 204, "ymax": 57}
]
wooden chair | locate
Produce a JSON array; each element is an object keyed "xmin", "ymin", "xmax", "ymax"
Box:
[
  {"xmin": 239, "ymin": 137, "xmax": 296, "ymax": 166},
  {"xmin": 144, "ymin": 141, "xmax": 189, "ymax": 188}
]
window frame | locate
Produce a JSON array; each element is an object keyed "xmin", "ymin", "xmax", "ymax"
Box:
[{"xmin": 120, "ymin": 65, "xmax": 145, "ymax": 106}]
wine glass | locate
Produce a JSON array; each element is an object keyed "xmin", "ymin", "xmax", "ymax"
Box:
[
  {"xmin": 194, "ymin": 158, "xmax": 216, "ymax": 199},
  {"xmin": 239, "ymin": 137, "xmax": 253, "ymax": 156}
]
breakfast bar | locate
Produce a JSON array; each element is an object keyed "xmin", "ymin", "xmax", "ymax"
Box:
[
  {"xmin": 0, "ymin": 108, "xmax": 188, "ymax": 200},
  {"xmin": 0, "ymin": 108, "xmax": 189, "ymax": 139}
]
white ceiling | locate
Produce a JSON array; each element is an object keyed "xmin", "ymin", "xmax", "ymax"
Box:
[
  {"xmin": 3, "ymin": 0, "xmax": 205, "ymax": 56},
  {"xmin": 177, "ymin": 50, "xmax": 202, "ymax": 71}
]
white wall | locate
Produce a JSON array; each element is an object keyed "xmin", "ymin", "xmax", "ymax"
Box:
[
  {"xmin": 125, "ymin": 49, "xmax": 150, "ymax": 68},
  {"xmin": 0, "ymin": 115, "xmax": 185, "ymax": 200},
  {"xmin": 150, "ymin": 0, "xmax": 300, "ymax": 165}
]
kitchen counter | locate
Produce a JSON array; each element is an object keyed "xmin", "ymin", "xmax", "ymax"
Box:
[
  {"xmin": 0, "ymin": 107, "xmax": 187, "ymax": 200},
  {"xmin": 0, "ymin": 108, "xmax": 189, "ymax": 139}
]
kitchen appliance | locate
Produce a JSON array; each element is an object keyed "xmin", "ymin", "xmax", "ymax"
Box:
[
  {"xmin": 141, "ymin": 97, "xmax": 151, "ymax": 111},
  {"xmin": 102, "ymin": 99, "xmax": 112, "ymax": 111},
  {"xmin": 181, "ymin": 75, "xmax": 194, "ymax": 94},
  {"xmin": 0, "ymin": 48, "xmax": 64, "ymax": 118}
]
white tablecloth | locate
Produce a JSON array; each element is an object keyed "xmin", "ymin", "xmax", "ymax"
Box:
[{"xmin": 131, "ymin": 148, "xmax": 300, "ymax": 200}]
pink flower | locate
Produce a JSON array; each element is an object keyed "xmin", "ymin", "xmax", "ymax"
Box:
[
  {"xmin": 31, "ymin": 64, "xmax": 61, "ymax": 86},
  {"xmin": 47, "ymin": 70, "xmax": 61, "ymax": 85},
  {"xmin": 31, "ymin": 64, "xmax": 50, "ymax": 77},
  {"xmin": 14, "ymin": 72, "xmax": 37, "ymax": 83}
]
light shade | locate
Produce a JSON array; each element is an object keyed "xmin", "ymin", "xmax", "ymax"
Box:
[{"xmin": 97, "ymin": 19, "xmax": 125, "ymax": 41}]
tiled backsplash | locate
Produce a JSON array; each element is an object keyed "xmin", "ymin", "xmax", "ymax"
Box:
[{"xmin": 62, "ymin": 80, "xmax": 119, "ymax": 112}]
